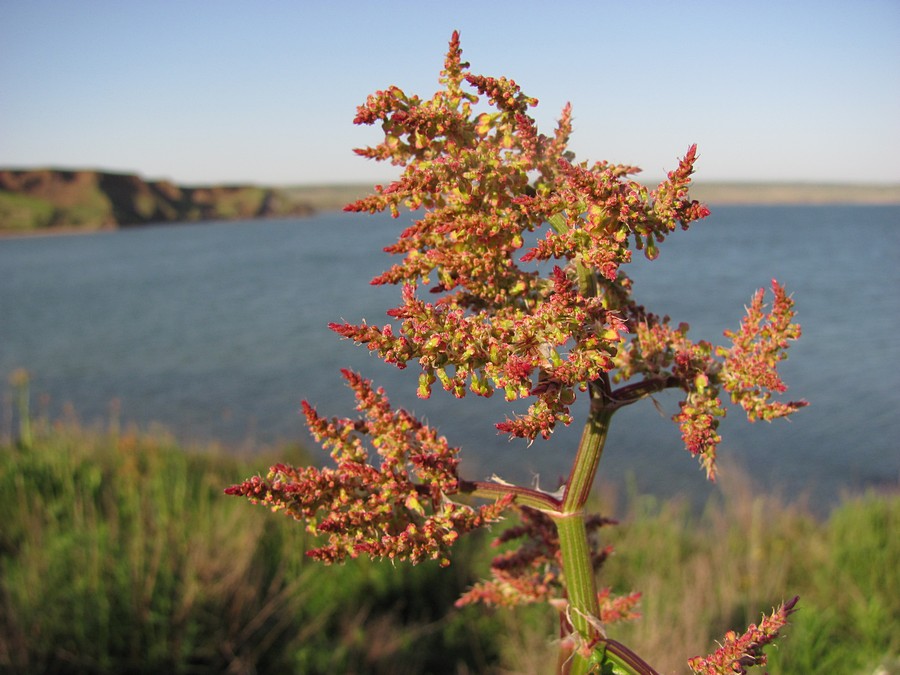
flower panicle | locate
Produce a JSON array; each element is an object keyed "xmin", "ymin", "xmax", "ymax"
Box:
[
  {"xmin": 516, "ymin": 144, "xmax": 709, "ymax": 284},
  {"xmin": 597, "ymin": 588, "xmax": 642, "ymax": 624},
  {"xmin": 333, "ymin": 271, "xmax": 626, "ymax": 441},
  {"xmin": 226, "ymin": 370, "xmax": 512, "ymax": 567},
  {"xmin": 439, "ymin": 30, "xmax": 472, "ymax": 99},
  {"xmin": 464, "ymin": 73, "xmax": 538, "ymax": 115},
  {"xmin": 688, "ymin": 596, "xmax": 799, "ymax": 674},
  {"xmin": 652, "ymin": 143, "xmax": 711, "ymax": 229},
  {"xmin": 613, "ymin": 316, "xmax": 726, "ymax": 479},
  {"xmin": 227, "ymin": 32, "xmax": 808, "ymax": 675},
  {"xmin": 335, "ymin": 34, "xmax": 715, "ymax": 444},
  {"xmin": 612, "ymin": 279, "xmax": 806, "ymax": 480},
  {"xmin": 456, "ymin": 507, "xmax": 615, "ymax": 608},
  {"xmin": 719, "ymin": 280, "xmax": 808, "ymax": 422}
]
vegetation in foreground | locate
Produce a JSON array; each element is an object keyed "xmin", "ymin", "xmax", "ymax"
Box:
[
  {"xmin": 0, "ymin": 417, "xmax": 502, "ymax": 674},
  {"xmin": 1, "ymin": 418, "xmax": 897, "ymax": 674}
]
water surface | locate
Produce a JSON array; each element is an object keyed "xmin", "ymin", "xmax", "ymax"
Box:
[{"xmin": 2, "ymin": 206, "xmax": 898, "ymax": 512}]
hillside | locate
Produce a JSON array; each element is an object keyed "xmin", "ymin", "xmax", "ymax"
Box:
[{"xmin": 0, "ymin": 169, "xmax": 316, "ymax": 234}]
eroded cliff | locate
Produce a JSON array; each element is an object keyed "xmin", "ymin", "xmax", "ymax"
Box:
[{"xmin": 0, "ymin": 169, "xmax": 316, "ymax": 232}]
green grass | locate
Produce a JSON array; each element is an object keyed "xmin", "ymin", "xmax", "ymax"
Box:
[
  {"xmin": 1, "ymin": 417, "xmax": 897, "ymax": 674},
  {"xmin": 493, "ymin": 472, "xmax": 900, "ymax": 675},
  {"xmin": 279, "ymin": 183, "xmax": 372, "ymax": 211},
  {"xmin": 206, "ymin": 187, "xmax": 267, "ymax": 220},
  {"xmin": 0, "ymin": 186, "xmax": 113, "ymax": 232},
  {"xmin": 0, "ymin": 422, "xmax": 501, "ymax": 674},
  {"xmin": 0, "ymin": 191, "xmax": 56, "ymax": 231},
  {"xmin": 767, "ymin": 491, "xmax": 900, "ymax": 673}
]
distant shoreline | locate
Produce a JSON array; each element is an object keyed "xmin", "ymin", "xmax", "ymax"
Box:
[
  {"xmin": 277, "ymin": 180, "xmax": 900, "ymax": 206},
  {"xmin": 2, "ymin": 179, "xmax": 898, "ymax": 238},
  {"xmin": 688, "ymin": 181, "xmax": 900, "ymax": 205}
]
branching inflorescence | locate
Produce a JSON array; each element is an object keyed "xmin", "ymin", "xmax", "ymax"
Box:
[{"xmin": 228, "ymin": 31, "xmax": 806, "ymax": 673}]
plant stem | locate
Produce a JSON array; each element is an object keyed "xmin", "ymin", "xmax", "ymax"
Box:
[
  {"xmin": 553, "ymin": 397, "xmax": 661, "ymax": 675},
  {"xmin": 551, "ymin": 397, "xmax": 613, "ymax": 674},
  {"xmin": 562, "ymin": 399, "xmax": 613, "ymax": 513},
  {"xmin": 556, "ymin": 513, "xmax": 601, "ymax": 675}
]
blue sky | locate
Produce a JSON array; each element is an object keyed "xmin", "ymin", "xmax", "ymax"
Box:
[{"xmin": 1, "ymin": 1, "xmax": 898, "ymax": 186}]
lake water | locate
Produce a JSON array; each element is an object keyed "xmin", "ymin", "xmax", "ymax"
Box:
[{"xmin": 2, "ymin": 205, "xmax": 899, "ymax": 513}]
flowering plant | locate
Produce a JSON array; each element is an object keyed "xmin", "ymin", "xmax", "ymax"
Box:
[{"xmin": 228, "ymin": 32, "xmax": 805, "ymax": 673}]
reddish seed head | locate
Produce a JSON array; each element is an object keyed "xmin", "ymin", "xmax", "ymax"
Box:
[{"xmin": 230, "ymin": 38, "xmax": 804, "ymax": 668}]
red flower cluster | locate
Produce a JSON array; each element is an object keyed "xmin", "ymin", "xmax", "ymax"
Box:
[
  {"xmin": 455, "ymin": 505, "xmax": 619, "ymax": 609},
  {"xmin": 517, "ymin": 144, "xmax": 710, "ymax": 281},
  {"xmin": 225, "ymin": 370, "xmax": 511, "ymax": 566},
  {"xmin": 228, "ymin": 32, "xmax": 805, "ymax": 672},
  {"xmin": 338, "ymin": 31, "xmax": 718, "ymax": 443},
  {"xmin": 719, "ymin": 280, "xmax": 808, "ymax": 421},
  {"xmin": 688, "ymin": 596, "xmax": 799, "ymax": 674},
  {"xmin": 611, "ymin": 280, "xmax": 805, "ymax": 480}
]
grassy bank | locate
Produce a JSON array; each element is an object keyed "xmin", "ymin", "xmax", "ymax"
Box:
[
  {"xmin": 0, "ymin": 423, "xmax": 501, "ymax": 674},
  {"xmin": 498, "ymin": 475, "xmax": 900, "ymax": 674},
  {"xmin": 1, "ymin": 421, "xmax": 897, "ymax": 673}
]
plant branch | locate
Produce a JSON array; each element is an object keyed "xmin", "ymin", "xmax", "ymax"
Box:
[
  {"xmin": 610, "ymin": 375, "xmax": 681, "ymax": 409},
  {"xmin": 601, "ymin": 639, "xmax": 662, "ymax": 675},
  {"xmin": 458, "ymin": 478, "xmax": 562, "ymax": 512}
]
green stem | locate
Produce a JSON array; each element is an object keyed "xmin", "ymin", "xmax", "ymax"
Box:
[
  {"xmin": 553, "ymin": 397, "xmax": 662, "ymax": 675},
  {"xmin": 562, "ymin": 400, "xmax": 613, "ymax": 513},
  {"xmin": 553, "ymin": 397, "xmax": 614, "ymax": 674},
  {"xmin": 556, "ymin": 513, "xmax": 602, "ymax": 675}
]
